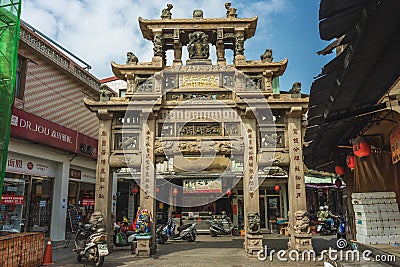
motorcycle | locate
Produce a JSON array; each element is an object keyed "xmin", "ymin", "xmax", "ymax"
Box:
[
  {"xmin": 74, "ymin": 214, "xmax": 109, "ymax": 267},
  {"xmin": 209, "ymin": 216, "xmax": 237, "ymax": 237},
  {"xmin": 316, "ymin": 218, "xmax": 338, "ymax": 235},
  {"xmin": 113, "ymin": 217, "xmax": 136, "ymax": 247},
  {"xmin": 157, "ymin": 218, "xmax": 197, "ymax": 244}
]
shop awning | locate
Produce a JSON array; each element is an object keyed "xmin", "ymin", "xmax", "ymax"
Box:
[{"xmin": 305, "ymin": 0, "xmax": 400, "ymax": 171}]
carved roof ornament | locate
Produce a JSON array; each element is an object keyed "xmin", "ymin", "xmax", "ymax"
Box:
[
  {"xmin": 187, "ymin": 31, "xmax": 210, "ymax": 59},
  {"xmin": 193, "ymin": 9, "xmax": 204, "ymax": 19},
  {"xmin": 126, "ymin": 52, "xmax": 138, "ymax": 65},
  {"xmin": 261, "ymin": 48, "xmax": 273, "ymax": 63},
  {"xmin": 225, "ymin": 2, "xmax": 237, "ymax": 18},
  {"xmin": 161, "ymin": 3, "xmax": 173, "ymax": 19},
  {"xmin": 289, "ymin": 82, "xmax": 301, "ymax": 94}
]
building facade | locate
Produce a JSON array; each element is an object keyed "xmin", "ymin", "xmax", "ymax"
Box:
[{"xmin": 1, "ymin": 22, "xmax": 111, "ymax": 241}]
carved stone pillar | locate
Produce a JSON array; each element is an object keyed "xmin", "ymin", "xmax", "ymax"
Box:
[
  {"xmin": 153, "ymin": 31, "xmax": 164, "ymax": 63},
  {"xmin": 173, "ymin": 29, "xmax": 182, "ymax": 65},
  {"xmin": 287, "ymin": 107, "xmax": 312, "ymax": 251},
  {"xmin": 216, "ymin": 28, "xmax": 225, "ymax": 65},
  {"xmin": 262, "ymin": 70, "xmax": 273, "ymax": 93},
  {"xmin": 94, "ymin": 109, "xmax": 113, "ymax": 244},
  {"xmin": 140, "ymin": 110, "xmax": 157, "ymax": 255},
  {"xmin": 126, "ymin": 73, "xmax": 136, "ymax": 95},
  {"xmin": 242, "ymin": 113, "xmax": 262, "ymax": 257},
  {"xmin": 234, "ymin": 30, "xmax": 245, "ymax": 63}
]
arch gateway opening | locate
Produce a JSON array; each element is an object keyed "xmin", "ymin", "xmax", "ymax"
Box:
[{"xmin": 84, "ymin": 3, "xmax": 311, "ymax": 257}]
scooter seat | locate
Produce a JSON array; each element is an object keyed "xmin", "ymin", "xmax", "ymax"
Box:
[{"xmin": 177, "ymin": 224, "xmax": 192, "ymax": 232}]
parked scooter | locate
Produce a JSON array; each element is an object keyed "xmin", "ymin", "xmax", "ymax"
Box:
[
  {"xmin": 209, "ymin": 216, "xmax": 237, "ymax": 237},
  {"xmin": 337, "ymin": 215, "xmax": 346, "ymax": 240},
  {"xmin": 113, "ymin": 217, "xmax": 136, "ymax": 247},
  {"xmin": 74, "ymin": 213, "xmax": 109, "ymax": 267},
  {"xmin": 157, "ymin": 218, "xmax": 197, "ymax": 244}
]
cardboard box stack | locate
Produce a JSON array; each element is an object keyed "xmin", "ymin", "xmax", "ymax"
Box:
[
  {"xmin": 352, "ymin": 192, "xmax": 400, "ymax": 244},
  {"xmin": 0, "ymin": 232, "xmax": 45, "ymax": 267}
]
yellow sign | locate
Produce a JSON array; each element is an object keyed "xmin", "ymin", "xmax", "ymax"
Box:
[{"xmin": 179, "ymin": 74, "xmax": 219, "ymax": 88}]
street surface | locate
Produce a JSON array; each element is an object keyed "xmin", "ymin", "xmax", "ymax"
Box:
[{"xmin": 49, "ymin": 234, "xmax": 391, "ymax": 267}]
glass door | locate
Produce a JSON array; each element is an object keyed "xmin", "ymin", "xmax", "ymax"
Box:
[{"xmin": 28, "ymin": 177, "xmax": 54, "ymax": 233}]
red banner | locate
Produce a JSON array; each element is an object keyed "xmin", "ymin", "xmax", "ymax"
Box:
[
  {"xmin": 390, "ymin": 122, "xmax": 400, "ymax": 164},
  {"xmin": 2, "ymin": 195, "xmax": 24, "ymax": 205},
  {"xmin": 82, "ymin": 198, "xmax": 95, "ymax": 206},
  {"xmin": 10, "ymin": 107, "xmax": 97, "ymax": 159}
]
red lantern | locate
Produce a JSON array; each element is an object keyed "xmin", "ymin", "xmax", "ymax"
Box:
[
  {"xmin": 346, "ymin": 154, "xmax": 355, "ymax": 169},
  {"xmin": 335, "ymin": 165, "xmax": 345, "ymax": 176},
  {"xmin": 226, "ymin": 189, "xmax": 232, "ymax": 196},
  {"xmin": 172, "ymin": 188, "xmax": 179, "ymax": 196},
  {"xmin": 132, "ymin": 186, "xmax": 139, "ymax": 194},
  {"xmin": 335, "ymin": 178, "xmax": 343, "ymax": 187},
  {"xmin": 274, "ymin": 184, "xmax": 281, "ymax": 192},
  {"xmin": 353, "ymin": 136, "xmax": 371, "ymax": 161},
  {"xmin": 156, "ymin": 187, "xmax": 160, "ymax": 193}
]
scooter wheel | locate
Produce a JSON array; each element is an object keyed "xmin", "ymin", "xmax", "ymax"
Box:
[
  {"xmin": 210, "ymin": 231, "xmax": 217, "ymax": 237},
  {"xmin": 158, "ymin": 235, "xmax": 168, "ymax": 244},
  {"xmin": 188, "ymin": 233, "xmax": 196, "ymax": 242},
  {"xmin": 77, "ymin": 255, "xmax": 83, "ymax": 262},
  {"xmin": 232, "ymin": 229, "xmax": 238, "ymax": 236},
  {"xmin": 94, "ymin": 256, "xmax": 104, "ymax": 267}
]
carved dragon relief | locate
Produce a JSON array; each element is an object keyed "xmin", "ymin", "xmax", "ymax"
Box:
[{"xmin": 154, "ymin": 138, "xmax": 244, "ymax": 155}]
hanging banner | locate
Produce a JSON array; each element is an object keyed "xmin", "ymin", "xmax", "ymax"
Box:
[{"xmin": 390, "ymin": 122, "xmax": 400, "ymax": 164}]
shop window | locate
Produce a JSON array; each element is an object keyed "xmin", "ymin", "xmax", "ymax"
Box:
[
  {"xmin": 15, "ymin": 55, "xmax": 27, "ymax": 100},
  {"xmin": 0, "ymin": 173, "xmax": 29, "ymax": 232}
]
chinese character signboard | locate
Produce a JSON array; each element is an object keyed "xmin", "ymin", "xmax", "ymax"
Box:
[
  {"xmin": 10, "ymin": 107, "xmax": 97, "ymax": 159},
  {"xmin": 183, "ymin": 179, "xmax": 222, "ymax": 193}
]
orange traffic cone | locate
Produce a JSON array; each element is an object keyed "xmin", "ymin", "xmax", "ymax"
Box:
[{"xmin": 43, "ymin": 239, "xmax": 54, "ymax": 265}]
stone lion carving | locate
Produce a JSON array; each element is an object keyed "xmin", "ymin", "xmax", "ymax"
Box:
[
  {"xmin": 225, "ymin": 2, "xmax": 237, "ymax": 18},
  {"xmin": 289, "ymin": 82, "xmax": 301, "ymax": 94},
  {"xmin": 161, "ymin": 3, "xmax": 173, "ymax": 19},
  {"xmin": 126, "ymin": 52, "xmax": 138, "ymax": 65},
  {"xmin": 247, "ymin": 211, "xmax": 261, "ymax": 234},
  {"xmin": 261, "ymin": 48, "xmax": 273, "ymax": 63},
  {"xmin": 99, "ymin": 84, "xmax": 112, "ymax": 101},
  {"xmin": 293, "ymin": 210, "xmax": 311, "ymax": 235},
  {"xmin": 193, "ymin": 9, "xmax": 204, "ymax": 19}
]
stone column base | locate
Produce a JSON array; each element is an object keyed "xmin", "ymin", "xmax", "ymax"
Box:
[
  {"xmin": 135, "ymin": 236, "xmax": 152, "ymax": 257},
  {"xmin": 244, "ymin": 234, "xmax": 263, "ymax": 257},
  {"xmin": 288, "ymin": 233, "xmax": 313, "ymax": 252}
]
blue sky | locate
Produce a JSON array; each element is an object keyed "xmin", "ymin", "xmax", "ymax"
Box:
[{"xmin": 21, "ymin": 0, "xmax": 334, "ymax": 94}]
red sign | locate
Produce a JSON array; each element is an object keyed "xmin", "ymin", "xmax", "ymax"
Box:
[
  {"xmin": 10, "ymin": 107, "xmax": 97, "ymax": 159},
  {"xmin": 390, "ymin": 122, "xmax": 400, "ymax": 164},
  {"xmin": 82, "ymin": 198, "xmax": 95, "ymax": 206},
  {"xmin": 69, "ymin": 168, "xmax": 82, "ymax": 179},
  {"xmin": 1, "ymin": 195, "xmax": 24, "ymax": 205}
]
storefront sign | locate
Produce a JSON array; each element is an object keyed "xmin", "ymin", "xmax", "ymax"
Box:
[
  {"xmin": 390, "ymin": 122, "xmax": 400, "ymax": 164},
  {"xmin": 6, "ymin": 152, "xmax": 56, "ymax": 177},
  {"xmin": 69, "ymin": 168, "xmax": 82, "ymax": 179},
  {"xmin": 183, "ymin": 179, "xmax": 222, "ymax": 193},
  {"xmin": 11, "ymin": 107, "xmax": 97, "ymax": 159},
  {"xmin": 1, "ymin": 195, "xmax": 24, "ymax": 205},
  {"xmin": 82, "ymin": 198, "xmax": 95, "ymax": 206}
]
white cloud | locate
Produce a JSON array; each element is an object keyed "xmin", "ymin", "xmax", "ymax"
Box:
[{"xmin": 21, "ymin": 0, "xmax": 290, "ymax": 79}]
